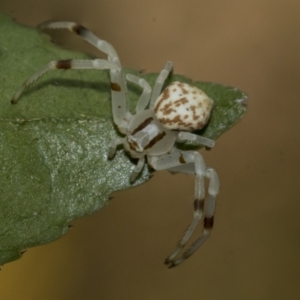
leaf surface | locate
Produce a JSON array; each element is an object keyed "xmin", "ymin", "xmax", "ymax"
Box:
[{"xmin": 0, "ymin": 14, "xmax": 247, "ymax": 264}]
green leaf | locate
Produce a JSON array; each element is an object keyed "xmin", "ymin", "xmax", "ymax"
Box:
[{"xmin": 0, "ymin": 13, "xmax": 247, "ymax": 265}]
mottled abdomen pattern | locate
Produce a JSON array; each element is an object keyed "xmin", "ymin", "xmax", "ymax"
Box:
[{"xmin": 154, "ymin": 82, "xmax": 213, "ymax": 131}]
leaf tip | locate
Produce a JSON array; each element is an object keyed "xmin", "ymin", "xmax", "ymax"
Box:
[{"xmin": 236, "ymin": 92, "xmax": 248, "ymax": 107}]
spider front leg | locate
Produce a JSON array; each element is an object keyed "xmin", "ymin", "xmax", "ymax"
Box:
[
  {"xmin": 37, "ymin": 21, "xmax": 130, "ymax": 133},
  {"xmin": 148, "ymin": 149, "xmax": 220, "ymax": 268},
  {"xmin": 125, "ymin": 60, "xmax": 173, "ymax": 113},
  {"xmin": 126, "ymin": 74, "xmax": 151, "ymax": 112},
  {"xmin": 11, "ymin": 59, "xmax": 118, "ymax": 104},
  {"xmin": 149, "ymin": 61, "xmax": 173, "ymax": 109},
  {"xmin": 38, "ymin": 21, "xmax": 121, "ymax": 65}
]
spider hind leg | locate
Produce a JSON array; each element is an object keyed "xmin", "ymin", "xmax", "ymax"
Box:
[{"xmin": 149, "ymin": 150, "xmax": 219, "ymax": 267}]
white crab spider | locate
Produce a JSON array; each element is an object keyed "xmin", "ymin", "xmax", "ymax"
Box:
[{"xmin": 11, "ymin": 21, "xmax": 220, "ymax": 268}]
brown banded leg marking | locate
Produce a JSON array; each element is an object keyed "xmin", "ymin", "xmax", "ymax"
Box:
[
  {"xmin": 194, "ymin": 198, "xmax": 204, "ymax": 212},
  {"xmin": 111, "ymin": 82, "xmax": 122, "ymax": 92},
  {"xmin": 71, "ymin": 24, "xmax": 88, "ymax": 36},
  {"xmin": 204, "ymin": 216, "xmax": 214, "ymax": 229},
  {"xmin": 55, "ymin": 59, "xmax": 72, "ymax": 69}
]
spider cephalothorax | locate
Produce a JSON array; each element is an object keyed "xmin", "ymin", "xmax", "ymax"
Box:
[{"xmin": 11, "ymin": 21, "xmax": 220, "ymax": 268}]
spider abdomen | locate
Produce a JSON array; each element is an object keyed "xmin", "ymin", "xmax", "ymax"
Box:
[{"xmin": 154, "ymin": 81, "xmax": 213, "ymax": 131}]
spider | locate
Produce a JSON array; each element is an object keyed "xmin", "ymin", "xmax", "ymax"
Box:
[{"xmin": 11, "ymin": 21, "xmax": 220, "ymax": 268}]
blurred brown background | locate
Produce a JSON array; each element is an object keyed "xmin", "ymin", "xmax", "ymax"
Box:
[{"xmin": 1, "ymin": 0, "xmax": 300, "ymax": 299}]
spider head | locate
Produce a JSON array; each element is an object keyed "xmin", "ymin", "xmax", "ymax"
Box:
[
  {"xmin": 124, "ymin": 110, "xmax": 177, "ymax": 158},
  {"xmin": 153, "ymin": 82, "xmax": 213, "ymax": 132}
]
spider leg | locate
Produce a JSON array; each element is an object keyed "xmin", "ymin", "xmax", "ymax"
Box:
[
  {"xmin": 176, "ymin": 132, "xmax": 215, "ymax": 148},
  {"xmin": 38, "ymin": 22, "xmax": 130, "ymax": 129},
  {"xmin": 108, "ymin": 137, "xmax": 124, "ymax": 160},
  {"xmin": 129, "ymin": 157, "xmax": 146, "ymax": 183},
  {"xmin": 108, "ymin": 137, "xmax": 145, "ymax": 181},
  {"xmin": 126, "ymin": 74, "xmax": 151, "ymax": 112},
  {"xmin": 11, "ymin": 59, "xmax": 118, "ymax": 104},
  {"xmin": 38, "ymin": 21, "xmax": 120, "ymax": 65},
  {"xmin": 40, "ymin": 21, "xmax": 130, "ymax": 128},
  {"xmin": 148, "ymin": 149, "xmax": 219, "ymax": 268},
  {"xmin": 168, "ymin": 167, "xmax": 219, "ymax": 268},
  {"xmin": 149, "ymin": 61, "xmax": 173, "ymax": 108}
]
